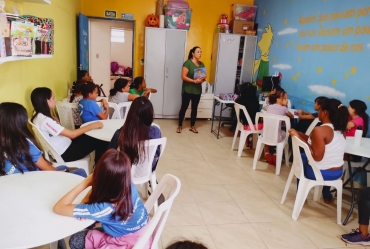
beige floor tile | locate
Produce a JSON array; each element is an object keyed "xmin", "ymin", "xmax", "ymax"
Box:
[
  {"xmin": 207, "ymin": 223, "xmax": 267, "ymax": 249},
  {"xmin": 295, "ymin": 219, "xmax": 357, "ymax": 248},
  {"xmin": 171, "ymin": 148, "xmax": 205, "ymax": 160},
  {"xmin": 238, "ymin": 199, "xmax": 292, "ymax": 222},
  {"xmin": 165, "ymin": 181, "xmax": 195, "ymax": 203},
  {"xmin": 194, "ymin": 141, "xmax": 224, "ymax": 151},
  {"xmin": 161, "ymin": 226, "xmax": 216, "ymax": 249},
  {"xmin": 157, "ymin": 158, "xmax": 181, "ymax": 170},
  {"xmin": 177, "ymin": 159, "xmax": 211, "ymax": 169},
  {"xmin": 197, "ymin": 201, "xmax": 248, "ymax": 224},
  {"xmin": 206, "ymin": 158, "xmax": 241, "ymax": 170},
  {"xmin": 213, "ymin": 167, "xmax": 251, "ymax": 184},
  {"xmin": 181, "ymin": 167, "xmax": 221, "ymax": 185},
  {"xmin": 246, "ymin": 168, "xmax": 287, "ymax": 184},
  {"xmin": 252, "ymin": 221, "xmax": 317, "ymax": 249},
  {"xmin": 224, "ymin": 183, "xmax": 271, "ymax": 203},
  {"xmin": 165, "ymin": 202, "xmax": 205, "ymax": 226},
  {"xmin": 258, "ymin": 182, "xmax": 297, "ymax": 200},
  {"xmin": 189, "ymin": 184, "xmax": 233, "ymax": 202},
  {"xmin": 200, "ymin": 150, "xmax": 233, "ymax": 160}
]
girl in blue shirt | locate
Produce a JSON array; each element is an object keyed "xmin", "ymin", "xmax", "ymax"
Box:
[
  {"xmin": 54, "ymin": 149, "xmax": 150, "ymax": 249},
  {"xmin": 0, "ymin": 102, "xmax": 86, "ymax": 177}
]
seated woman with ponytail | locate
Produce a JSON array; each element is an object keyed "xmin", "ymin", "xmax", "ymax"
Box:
[
  {"xmin": 109, "ymin": 78, "xmax": 139, "ymax": 104},
  {"xmin": 288, "ymin": 98, "xmax": 349, "ymax": 204}
]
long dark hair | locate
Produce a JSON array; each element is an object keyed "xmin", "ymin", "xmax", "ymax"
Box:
[
  {"xmin": 110, "ymin": 78, "xmax": 129, "ymax": 96},
  {"xmin": 131, "ymin": 76, "xmax": 144, "ymax": 90},
  {"xmin": 77, "ymin": 70, "xmax": 88, "ymax": 81},
  {"xmin": 315, "ymin": 96, "xmax": 328, "ymax": 106},
  {"xmin": 117, "ymin": 97, "xmax": 153, "ymax": 165},
  {"xmin": 0, "ymin": 103, "xmax": 41, "ymax": 175},
  {"xmin": 188, "ymin": 46, "xmax": 200, "ymax": 60},
  {"xmin": 320, "ymin": 98, "xmax": 348, "ymax": 134},
  {"xmin": 87, "ymin": 149, "xmax": 133, "ymax": 221},
  {"xmin": 70, "ymin": 80, "xmax": 84, "ymax": 102},
  {"xmin": 30, "ymin": 87, "xmax": 53, "ymax": 122},
  {"xmin": 349, "ymin": 99, "xmax": 368, "ymax": 137},
  {"xmin": 269, "ymin": 89, "xmax": 286, "ymax": 105}
]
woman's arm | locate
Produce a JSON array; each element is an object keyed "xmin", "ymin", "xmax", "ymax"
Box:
[
  {"xmin": 347, "ymin": 121, "xmax": 356, "ymax": 130},
  {"xmin": 53, "ymin": 174, "xmax": 93, "ymax": 216},
  {"xmin": 308, "ymin": 128, "xmax": 326, "ymax": 161},
  {"xmin": 286, "ymin": 111, "xmax": 294, "ymax": 119},
  {"xmin": 60, "ymin": 121, "xmax": 103, "ymax": 139},
  {"xmin": 289, "ymin": 129, "xmax": 309, "ymax": 143},
  {"xmin": 181, "ymin": 67, "xmax": 202, "ymax": 84},
  {"xmin": 128, "ymin": 93, "xmax": 139, "ymax": 101}
]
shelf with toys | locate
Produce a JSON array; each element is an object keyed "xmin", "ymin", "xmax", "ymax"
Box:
[{"xmin": 0, "ymin": 54, "xmax": 52, "ymax": 65}]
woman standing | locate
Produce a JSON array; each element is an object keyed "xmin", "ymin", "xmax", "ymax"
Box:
[{"xmin": 177, "ymin": 46, "xmax": 206, "ymax": 134}]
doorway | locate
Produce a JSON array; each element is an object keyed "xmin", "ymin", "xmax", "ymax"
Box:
[{"xmin": 78, "ymin": 15, "xmax": 135, "ymax": 96}]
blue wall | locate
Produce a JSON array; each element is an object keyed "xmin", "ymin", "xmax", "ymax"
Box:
[{"xmin": 254, "ymin": 0, "xmax": 370, "ymax": 115}]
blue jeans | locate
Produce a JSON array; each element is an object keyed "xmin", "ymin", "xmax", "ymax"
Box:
[
  {"xmin": 297, "ymin": 153, "xmax": 342, "ymax": 200},
  {"xmin": 56, "ymin": 166, "xmax": 87, "ymax": 178}
]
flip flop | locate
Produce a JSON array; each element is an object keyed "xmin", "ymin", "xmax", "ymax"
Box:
[
  {"xmin": 176, "ymin": 126, "xmax": 182, "ymax": 133},
  {"xmin": 189, "ymin": 127, "xmax": 198, "ymax": 133}
]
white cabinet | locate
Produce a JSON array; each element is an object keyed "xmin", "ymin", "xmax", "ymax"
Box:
[
  {"xmin": 185, "ymin": 93, "xmax": 213, "ymax": 119},
  {"xmin": 209, "ymin": 34, "xmax": 257, "ymax": 117},
  {"xmin": 144, "ymin": 27, "xmax": 187, "ymax": 118}
]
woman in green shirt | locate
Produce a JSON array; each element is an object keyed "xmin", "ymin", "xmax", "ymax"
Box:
[
  {"xmin": 129, "ymin": 76, "xmax": 157, "ymax": 97},
  {"xmin": 177, "ymin": 46, "xmax": 206, "ymax": 134}
]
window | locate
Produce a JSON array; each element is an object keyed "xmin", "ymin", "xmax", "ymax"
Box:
[{"xmin": 111, "ymin": 28, "xmax": 124, "ymax": 43}]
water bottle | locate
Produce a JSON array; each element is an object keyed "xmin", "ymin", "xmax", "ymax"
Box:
[{"xmin": 354, "ymin": 125, "xmax": 363, "ymax": 146}]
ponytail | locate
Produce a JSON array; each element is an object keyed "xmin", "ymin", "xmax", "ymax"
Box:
[
  {"xmin": 321, "ymin": 98, "xmax": 348, "ymax": 134},
  {"xmin": 268, "ymin": 90, "xmax": 286, "ymax": 105},
  {"xmin": 110, "ymin": 78, "xmax": 129, "ymax": 96},
  {"xmin": 349, "ymin": 100, "xmax": 369, "ymax": 137},
  {"xmin": 188, "ymin": 46, "xmax": 200, "ymax": 60},
  {"xmin": 132, "ymin": 76, "xmax": 144, "ymax": 89}
]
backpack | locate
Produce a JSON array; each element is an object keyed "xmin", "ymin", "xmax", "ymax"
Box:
[
  {"xmin": 110, "ymin": 62, "xmax": 119, "ymax": 75},
  {"xmin": 124, "ymin": 67, "xmax": 132, "ymax": 77},
  {"xmin": 114, "ymin": 66, "xmax": 125, "ymax": 75}
]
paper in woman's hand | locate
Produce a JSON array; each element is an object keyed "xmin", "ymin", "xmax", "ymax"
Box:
[{"xmin": 194, "ymin": 68, "xmax": 206, "ymax": 79}]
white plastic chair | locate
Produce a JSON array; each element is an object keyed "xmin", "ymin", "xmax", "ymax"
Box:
[
  {"xmin": 28, "ymin": 119, "xmax": 91, "ymax": 175},
  {"xmin": 280, "ymin": 136, "xmax": 343, "ymax": 224},
  {"xmin": 133, "ymin": 174, "xmax": 181, "ymax": 249},
  {"xmin": 231, "ymin": 103, "xmax": 262, "ymax": 156},
  {"xmin": 96, "ymin": 96, "xmax": 108, "ymax": 102},
  {"xmin": 148, "ymin": 92, "xmax": 152, "ymax": 100},
  {"xmin": 132, "ymin": 137, "xmax": 167, "ymax": 212},
  {"xmin": 305, "ymin": 117, "xmax": 320, "ymax": 135},
  {"xmin": 252, "ymin": 113, "xmax": 290, "ymax": 175},
  {"xmin": 56, "ymin": 101, "xmax": 79, "ymax": 130},
  {"xmin": 107, "ymin": 102, "xmax": 120, "ymax": 119},
  {"xmin": 117, "ymin": 102, "xmax": 132, "ymax": 122}
]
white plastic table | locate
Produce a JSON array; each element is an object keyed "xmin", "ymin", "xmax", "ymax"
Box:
[
  {"xmin": 81, "ymin": 119, "xmax": 125, "ymax": 142},
  {"xmin": 342, "ymin": 137, "xmax": 370, "ymax": 225},
  {"xmin": 0, "ymin": 171, "xmax": 93, "ymax": 249}
]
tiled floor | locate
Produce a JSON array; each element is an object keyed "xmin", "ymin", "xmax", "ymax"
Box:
[{"xmin": 35, "ymin": 119, "xmax": 366, "ymax": 249}]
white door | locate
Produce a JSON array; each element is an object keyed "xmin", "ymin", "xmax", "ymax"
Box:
[
  {"xmin": 144, "ymin": 28, "xmax": 166, "ymax": 116},
  {"xmin": 162, "ymin": 30, "xmax": 187, "ymax": 116},
  {"xmin": 89, "ymin": 20, "xmax": 111, "ymax": 95},
  {"xmin": 240, "ymin": 35, "xmax": 257, "ymax": 84}
]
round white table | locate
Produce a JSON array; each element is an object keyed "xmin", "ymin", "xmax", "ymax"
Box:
[
  {"xmin": 81, "ymin": 119, "xmax": 125, "ymax": 142},
  {"xmin": 0, "ymin": 171, "xmax": 93, "ymax": 249}
]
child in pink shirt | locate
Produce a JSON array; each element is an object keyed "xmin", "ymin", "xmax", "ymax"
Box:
[
  {"xmin": 265, "ymin": 90, "xmax": 294, "ymax": 165},
  {"xmin": 346, "ymin": 99, "xmax": 368, "ymax": 137}
]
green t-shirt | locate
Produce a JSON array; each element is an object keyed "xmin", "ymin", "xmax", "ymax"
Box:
[
  {"xmin": 182, "ymin": 60, "xmax": 205, "ymax": 95},
  {"xmin": 129, "ymin": 88, "xmax": 145, "ymax": 96}
]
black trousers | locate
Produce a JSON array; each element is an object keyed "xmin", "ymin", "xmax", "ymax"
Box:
[
  {"xmin": 358, "ymin": 187, "xmax": 370, "ymax": 225},
  {"xmin": 61, "ymin": 134, "xmax": 109, "ymax": 163},
  {"xmin": 178, "ymin": 92, "xmax": 201, "ymax": 127}
]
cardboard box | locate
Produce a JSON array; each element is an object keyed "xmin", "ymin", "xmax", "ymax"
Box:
[{"xmin": 231, "ymin": 20, "xmax": 254, "ymax": 34}]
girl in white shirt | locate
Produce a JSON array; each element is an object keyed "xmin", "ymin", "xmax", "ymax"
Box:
[
  {"xmin": 289, "ymin": 98, "xmax": 348, "ymax": 203},
  {"xmin": 30, "ymin": 87, "xmax": 109, "ymax": 163}
]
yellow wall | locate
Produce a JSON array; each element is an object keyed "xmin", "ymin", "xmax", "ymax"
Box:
[
  {"xmin": 1, "ymin": 0, "xmax": 81, "ymax": 113},
  {"xmin": 81, "ymin": 0, "xmax": 254, "ymax": 77}
]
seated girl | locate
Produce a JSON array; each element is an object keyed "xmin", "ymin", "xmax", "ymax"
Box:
[
  {"xmin": 289, "ymin": 98, "xmax": 348, "ymax": 204},
  {"xmin": 79, "ymin": 82, "xmax": 109, "ymax": 123},
  {"xmin": 109, "ymin": 97, "xmax": 161, "ymax": 172},
  {"xmin": 265, "ymin": 90, "xmax": 294, "ymax": 164},
  {"xmin": 69, "ymin": 81, "xmax": 84, "ymax": 128},
  {"xmin": 129, "ymin": 76, "xmax": 157, "ymax": 97},
  {"xmin": 53, "ymin": 149, "xmax": 151, "ymax": 249},
  {"xmin": 295, "ymin": 96, "xmax": 327, "ymax": 133},
  {"xmin": 31, "ymin": 87, "xmax": 108, "ymax": 164},
  {"xmin": 109, "ymin": 78, "xmax": 139, "ymax": 104},
  {"xmin": 234, "ymin": 82, "xmax": 261, "ymax": 147},
  {"xmin": 0, "ymin": 102, "xmax": 86, "ymax": 177}
]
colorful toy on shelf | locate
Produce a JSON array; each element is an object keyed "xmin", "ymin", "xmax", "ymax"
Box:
[
  {"xmin": 216, "ymin": 14, "xmax": 229, "ymax": 33},
  {"xmin": 146, "ymin": 14, "xmax": 159, "ymax": 27},
  {"xmin": 164, "ymin": 7, "xmax": 191, "ymax": 30},
  {"xmin": 232, "ymin": 4, "xmax": 257, "ymax": 22}
]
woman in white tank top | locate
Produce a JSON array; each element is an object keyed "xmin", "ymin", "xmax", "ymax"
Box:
[{"xmin": 289, "ymin": 98, "xmax": 349, "ymax": 204}]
